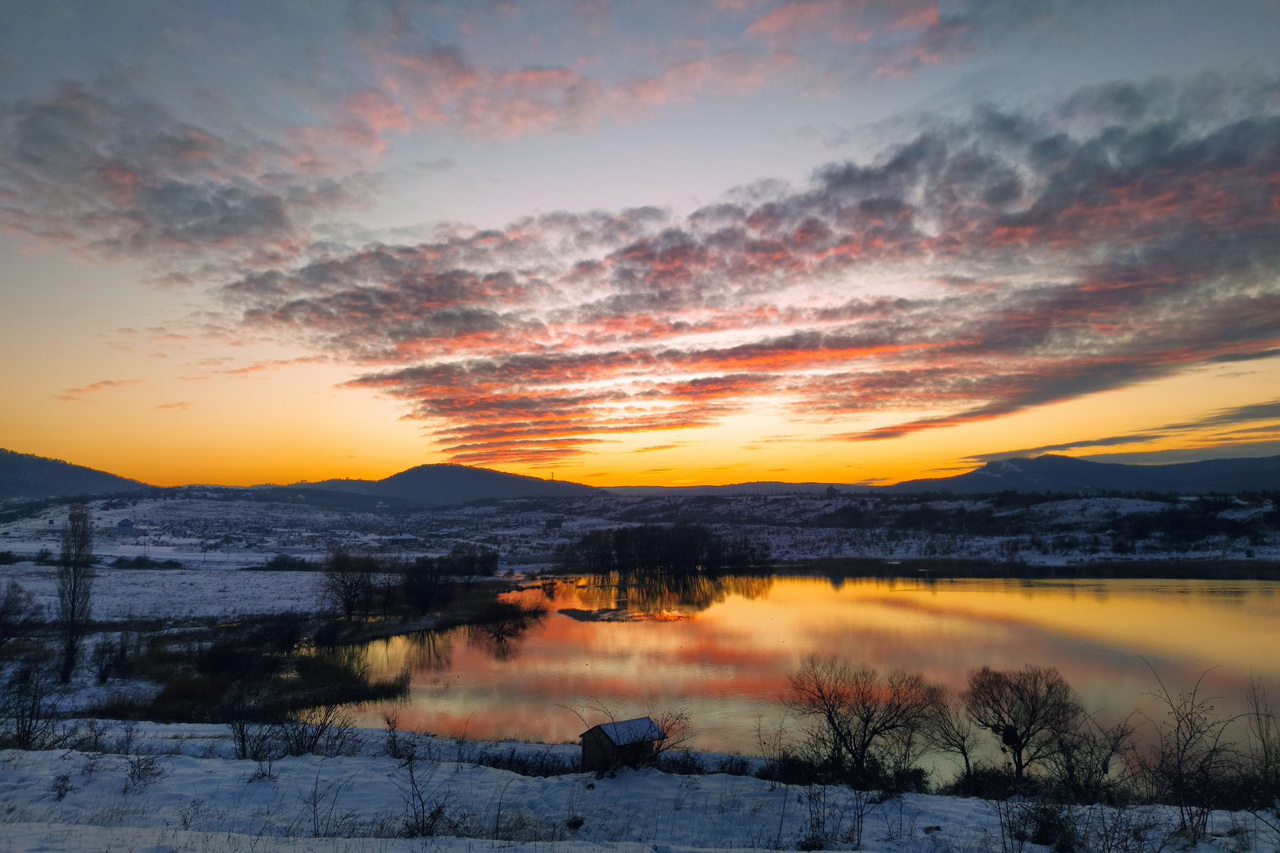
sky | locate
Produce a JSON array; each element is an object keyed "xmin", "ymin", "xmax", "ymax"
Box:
[{"xmin": 2, "ymin": 0, "xmax": 1280, "ymax": 488}]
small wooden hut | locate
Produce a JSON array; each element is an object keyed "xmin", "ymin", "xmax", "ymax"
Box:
[{"xmin": 580, "ymin": 716, "xmax": 667, "ymax": 772}]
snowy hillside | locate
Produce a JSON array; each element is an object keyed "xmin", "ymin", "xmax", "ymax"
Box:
[{"xmin": 2, "ymin": 490, "xmax": 1277, "ymax": 570}]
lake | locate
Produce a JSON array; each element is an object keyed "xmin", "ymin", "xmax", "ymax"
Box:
[{"xmin": 348, "ymin": 572, "xmax": 1280, "ymax": 765}]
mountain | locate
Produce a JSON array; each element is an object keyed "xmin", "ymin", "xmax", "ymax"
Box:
[
  {"xmin": 608, "ymin": 481, "xmax": 849, "ymax": 497},
  {"xmin": 0, "ymin": 449, "xmax": 147, "ymax": 501},
  {"xmin": 886, "ymin": 454, "xmax": 1280, "ymax": 494},
  {"xmin": 295, "ymin": 463, "xmax": 601, "ymax": 506}
]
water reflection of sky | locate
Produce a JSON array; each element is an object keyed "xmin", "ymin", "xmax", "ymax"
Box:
[{"xmin": 351, "ymin": 576, "xmax": 1280, "ymax": 760}]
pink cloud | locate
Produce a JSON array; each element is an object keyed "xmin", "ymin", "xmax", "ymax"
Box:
[{"xmin": 58, "ymin": 379, "xmax": 145, "ymax": 402}]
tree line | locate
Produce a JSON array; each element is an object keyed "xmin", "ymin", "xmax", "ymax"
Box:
[
  {"xmin": 318, "ymin": 543, "xmax": 500, "ymax": 620},
  {"xmin": 558, "ymin": 523, "xmax": 771, "ymax": 574},
  {"xmin": 771, "ymin": 656, "xmax": 1280, "ymax": 847}
]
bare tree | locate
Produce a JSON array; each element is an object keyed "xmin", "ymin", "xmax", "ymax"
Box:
[
  {"xmin": 57, "ymin": 503, "xmax": 94, "ymax": 682},
  {"xmin": 926, "ymin": 689, "xmax": 981, "ymax": 783},
  {"xmin": 0, "ymin": 580, "xmax": 43, "ymax": 657},
  {"xmin": 319, "ymin": 549, "xmax": 376, "ymax": 620},
  {"xmin": 785, "ymin": 655, "xmax": 942, "ymax": 788},
  {"xmin": 962, "ymin": 664, "xmax": 1081, "ymax": 781}
]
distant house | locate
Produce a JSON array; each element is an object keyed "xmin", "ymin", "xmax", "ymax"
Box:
[
  {"xmin": 580, "ymin": 716, "xmax": 666, "ymax": 772},
  {"xmin": 116, "ymin": 519, "xmax": 135, "ymax": 534}
]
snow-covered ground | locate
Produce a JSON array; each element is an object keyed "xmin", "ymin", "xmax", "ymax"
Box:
[
  {"xmin": 1, "ymin": 561, "xmax": 325, "ymax": 621},
  {"xmin": 3, "ymin": 490, "xmax": 1277, "ymax": 571},
  {"xmin": 3, "ymin": 492, "xmax": 1279, "ymax": 851},
  {"xmin": 2, "ymin": 720, "xmax": 1274, "ymax": 853}
]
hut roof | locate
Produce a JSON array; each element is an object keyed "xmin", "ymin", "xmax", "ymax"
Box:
[{"xmin": 586, "ymin": 716, "xmax": 666, "ymax": 746}]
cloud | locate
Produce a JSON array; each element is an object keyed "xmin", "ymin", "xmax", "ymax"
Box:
[
  {"xmin": 1164, "ymin": 398, "xmax": 1280, "ymax": 431},
  {"xmin": 0, "ymin": 84, "xmax": 373, "ymax": 271},
  {"xmin": 1080, "ymin": 441, "xmax": 1280, "ymax": 466},
  {"xmin": 744, "ymin": 0, "xmax": 1104, "ymax": 79},
  {"xmin": 221, "ymin": 357, "xmax": 330, "ymax": 377},
  {"xmin": 367, "ymin": 42, "xmax": 604, "ymax": 138},
  {"xmin": 220, "ymin": 72, "xmax": 1280, "ymax": 466},
  {"xmin": 968, "ymin": 397, "xmax": 1280, "ymax": 463},
  {"xmin": 346, "ymin": 0, "xmax": 1096, "ymax": 142},
  {"xmin": 58, "ymin": 379, "xmax": 144, "ymax": 402}
]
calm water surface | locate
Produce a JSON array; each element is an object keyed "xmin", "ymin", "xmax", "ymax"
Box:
[{"xmin": 350, "ymin": 574, "xmax": 1280, "ymax": 758}]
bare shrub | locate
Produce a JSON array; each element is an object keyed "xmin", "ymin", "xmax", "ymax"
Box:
[
  {"xmin": 0, "ymin": 579, "xmax": 42, "ymax": 656},
  {"xmin": 1243, "ymin": 677, "xmax": 1280, "ymax": 815},
  {"xmin": 0, "ymin": 652, "xmax": 71, "ymax": 749},
  {"xmin": 90, "ymin": 636, "xmax": 124, "ymax": 685},
  {"xmin": 1047, "ymin": 710, "xmax": 1137, "ymax": 804},
  {"xmin": 279, "ymin": 703, "xmax": 358, "ymax": 757},
  {"xmin": 395, "ymin": 737, "xmax": 462, "ymax": 838},
  {"xmin": 1133, "ymin": 667, "xmax": 1240, "ymax": 845},
  {"xmin": 123, "ymin": 753, "xmax": 166, "ymax": 794},
  {"xmin": 293, "ymin": 764, "xmax": 359, "ymax": 837},
  {"xmin": 1077, "ymin": 803, "xmax": 1171, "ymax": 853}
]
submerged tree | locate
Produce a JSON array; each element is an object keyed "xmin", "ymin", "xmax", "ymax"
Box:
[{"xmin": 56, "ymin": 503, "xmax": 94, "ymax": 683}]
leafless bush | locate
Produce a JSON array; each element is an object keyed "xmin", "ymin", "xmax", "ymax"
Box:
[
  {"xmin": 90, "ymin": 636, "xmax": 126, "ymax": 685},
  {"xmin": 395, "ymin": 737, "xmax": 463, "ymax": 837},
  {"xmin": 228, "ymin": 717, "xmax": 281, "ymax": 762},
  {"xmin": 279, "ymin": 703, "xmax": 358, "ymax": 757},
  {"xmin": 293, "ymin": 763, "xmax": 360, "ymax": 837},
  {"xmin": 1047, "ymin": 710, "xmax": 1137, "ymax": 804},
  {"xmin": 0, "ymin": 651, "xmax": 71, "ymax": 749},
  {"xmin": 796, "ymin": 784, "xmax": 885, "ymax": 849},
  {"xmin": 1077, "ymin": 803, "xmax": 1172, "ymax": 853},
  {"xmin": 1133, "ymin": 667, "xmax": 1241, "ymax": 845},
  {"xmin": 0, "ymin": 579, "xmax": 42, "ymax": 656},
  {"xmin": 123, "ymin": 752, "xmax": 166, "ymax": 794},
  {"xmin": 988, "ymin": 798, "xmax": 1079, "ymax": 853},
  {"xmin": 1244, "ymin": 677, "xmax": 1280, "ymax": 838}
]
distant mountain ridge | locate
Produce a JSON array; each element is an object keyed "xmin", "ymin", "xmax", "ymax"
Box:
[
  {"xmin": 884, "ymin": 454, "xmax": 1280, "ymax": 495},
  {"xmin": 0, "ymin": 449, "xmax": 146, "ymax": 501},
  {"xmin": 610, "ymin": 454, "xmax": 1280, "ymax": 496},
  {"xmin": 3, "ymin": 448, "xmax": 1276, "ymax": 503}
]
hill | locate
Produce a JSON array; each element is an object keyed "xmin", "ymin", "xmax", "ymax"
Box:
[
  {"xmin": 611, "ymin": 454, "xmax": 1280, "ymax": 497},
  {"xmin": 295, "ymin": 463, "xmax": 600, "ymax": 506},
  {"xmin": 887, "ymin": 453, "xmax": 1280, "ymax": 494},
  {"xmin": 0, "ymin": 448, "xmax": 146, "ymax": 501}
]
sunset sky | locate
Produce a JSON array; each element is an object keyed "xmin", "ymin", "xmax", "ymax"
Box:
[{"xmin": 3, "ymin": 1, "xmax": 1280, "ymax": 488}]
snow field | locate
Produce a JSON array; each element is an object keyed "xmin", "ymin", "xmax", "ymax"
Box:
[{"xmin": 3, "ymin": 721, "xmax": 1272, "ymax": 852}]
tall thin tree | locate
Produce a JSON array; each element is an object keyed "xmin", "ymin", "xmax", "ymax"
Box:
[{"xmin": 57, "ymin": 503, "xmax": 94, "ymax": 682}]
